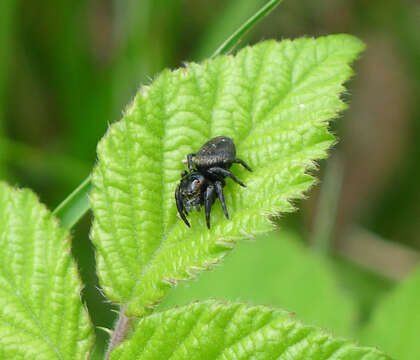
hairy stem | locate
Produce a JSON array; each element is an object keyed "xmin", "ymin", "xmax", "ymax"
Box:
[{"xmin": 104, "ymin": 306, "xmax": 131, "ymax": 360}]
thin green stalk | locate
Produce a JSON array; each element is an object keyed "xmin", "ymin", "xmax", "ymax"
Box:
[
  {"xmin": 53, "ymin": 0, "xmax": 284, "ymax": 229},
  {"xmin": 211, "ymin": 0, "xmax": 283, "ymax": 58},
  {"xmin": 53, "ymin": 176, "xmax": 92, "ymax": 228},
  {"xmin": 311, "ymin": 154, "xmax": 344, "ymax": 255}
]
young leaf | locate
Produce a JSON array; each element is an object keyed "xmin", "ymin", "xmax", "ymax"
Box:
[
  {"xmin": 361, "ymin": 265, "xmax": 420, "ymax": 360},
  {"xmin": 90, "ymin": 34, "xmax": 365, "ymax": 316},
  {"xmin": 162, "ymin": 230, "xmax": 356, "ymax": 337},
  {"xmin": 0, "ymin": 182, "xmax": 94, "ymax": 359},
  {"xmin": 110, "ymin": 301, "xmax": 390, "ymax": 360}
]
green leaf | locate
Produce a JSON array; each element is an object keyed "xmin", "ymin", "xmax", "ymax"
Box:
[
  {"xmin": 90, "ymin": 34, "xmax": 365, "ymax": 316},
  {"xmin": 162, "ymin": 230, "xmax": 356, "ymax": 337},
  {"xmin": 361, "ymin": 265, "xmax": 420, "ymax": 360},
  {"xmin": 110, "ymin": 301, "xmax": 390, "ymax": 360},
  {"xmin": 51, "ymin": 0, "xmax": 281, "ymax": 232},
  {"xmin": 0, "ymin": 182, "xmax": 94, "ymax": 359}
]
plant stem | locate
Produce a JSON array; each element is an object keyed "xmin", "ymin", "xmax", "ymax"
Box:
[
  {"xmin": 52, "ymin": 175, "xmax": 92, "ymax": 228},
  {"xmin": 211, "ymin": 0, "xmax": 283, "ymax": 59},
  {"xmin": 311, "ymin": 154, "xmax": 344, "ymax": 255},
  {"xmin": 104, "ymin": 306, "xmax": 131, "ymax": 360}
]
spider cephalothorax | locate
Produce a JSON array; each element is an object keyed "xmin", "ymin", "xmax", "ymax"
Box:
[{"xmin": 175, "ymin": 136, "xmax": 252, "ymax": 229}]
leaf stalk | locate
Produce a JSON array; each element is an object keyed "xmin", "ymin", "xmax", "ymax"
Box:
[{"xmin": 104, "ymin": 306, "xmax": 131, "ymax": 360}]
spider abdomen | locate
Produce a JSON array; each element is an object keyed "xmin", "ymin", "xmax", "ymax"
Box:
[{"xmin": 193, "ymin": 136, "xmax": 236, "ymax": 170}]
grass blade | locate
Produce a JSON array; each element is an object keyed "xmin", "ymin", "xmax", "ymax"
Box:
[
  {"xmin": 53, "ymin": 175, "xmax": 92, "ymax": 227},
  {"xmin": 211, "ymin": 0, "xmax": 283, "ymax": 58}
]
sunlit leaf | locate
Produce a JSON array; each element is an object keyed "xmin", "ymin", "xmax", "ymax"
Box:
[
  {"xmin": 111, "ymin": 301, "xmax": 390, "ymax": 360},
  {"xmin": 163, "ymin": 230, "xmax": 356, "ymax": 337},
  {"xmin": 0, "ymin": 182, "xmax": 94, "ymax": 359},
  {"xmin": 90, "ymin": 34, "xmax": 365, "ymax": 316}
]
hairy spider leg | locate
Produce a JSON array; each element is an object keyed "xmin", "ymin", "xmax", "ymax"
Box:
[
  {"xmin": 233, "ymin": 158, "xmax": 253, "ymax": 172},
  {"xmin": 207, "ymin": 167, "xmax": 246, "ymax": 187},
  {"xmin": 175, "ymin": 185, "xmax": 190, "ymax": 227},
  {"xmin": 187, "ymin": 153, "xmax": 196, "ymax": 172},
  {"xmin": 215, "ymin": 181, "xmax": 229, "ymax": 219},
  {"xmin": 204, "ymin": 184, "xmax": 217, "ymax": 229}
]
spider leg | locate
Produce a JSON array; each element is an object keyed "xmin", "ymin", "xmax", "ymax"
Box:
[
  {"xmin": 175, "ymin": 185, "xmax": 190, "ymax": 227},
  {"xmin": 187, "ymin": 153, "xmax": 196, "ymax": 172},
  {"xmin": 233, "ymin": 158, "xmax": 252, "ymax": 172},
  {"xmin": 204, "ymin": 183, "xmax": 216, "ymax": 229},
  {"xmin": 215, "ymin": 181, "xmax": 229, "ymax": 219},
  {"xmin": 207, "ymin": 167, "xmax": 246, "ymax": 187},
  {"xmin": 181, "ymin": 170, "xmax": 188, "ymax": 177}
]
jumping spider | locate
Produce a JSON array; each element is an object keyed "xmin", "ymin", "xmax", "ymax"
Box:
[{"xmin": 175, "ymin": 136, "xmax": 252, "ymax": 229}]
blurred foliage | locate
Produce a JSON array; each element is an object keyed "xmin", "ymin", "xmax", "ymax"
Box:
[
  {"xmin": 361, "ymin": 265, "xmax": 420, "ymax": 360},
  {"xmin": 1, "ymin": 0, "xmax": 419, "ymax": 358},
  {"xmin": 193, "ymin": 0, "xmax": 267, "ymax": 59},
  {"xmin": 330, "ymin": 255, "xmax": 393, "ymax": 325},
  {"xmin": 0, "ymin": 0, "xmax": 17, "ymax": 179},
  {"xmin": 358, "ymin": 1, "xmax": 420, "ymax": 250}
]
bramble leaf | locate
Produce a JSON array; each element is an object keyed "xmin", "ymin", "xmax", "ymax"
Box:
[
  {"xmin": 90, "ymin": 34, "xmax": 365, "ymax": 316},
  {"xmin": 0, "ymin": 182, "xmax": 94, "ymax": 359},
  {"xmin": 361, "ymin": 265, "xmax": 420, "ymax": 360},
  {"xmin": 110, "ymin": 301, "xmax": 390, "ymax": 360},
  {"xmin": 162, "ymin": 230, "xmax": 356, "ymax": 337}
]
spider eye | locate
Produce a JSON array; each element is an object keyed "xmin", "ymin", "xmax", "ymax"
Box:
[{"xmin": 191, "ymin": 179, "xmax": 201, "ymax": 192}]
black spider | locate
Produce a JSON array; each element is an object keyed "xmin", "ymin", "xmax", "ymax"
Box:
[{"xmin": 175, "ymin": 136, "xmax": 252, "ymax": 229}]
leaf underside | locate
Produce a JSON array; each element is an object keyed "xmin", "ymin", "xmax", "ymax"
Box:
[
  {"xmin": 110, "ymin": 301, "xmax": 390, "ymax": 360},
  {"xmin": 90, "ymin": 34, "xmax": 365, "ymax": 316},
  {"xmin": 0, "ymin": 182, "xmax": 94, "ymax": 359}
]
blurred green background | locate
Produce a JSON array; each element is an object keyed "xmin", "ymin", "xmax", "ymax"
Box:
[{"xmin": 1, "ymin": 0, "xmax": 419, "ymax": 358}]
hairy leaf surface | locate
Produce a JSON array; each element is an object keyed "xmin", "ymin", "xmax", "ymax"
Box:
[
  {"xmin": 162, "ymin": 230, "xmax": 356, "ymax": 336},
  {"xmin": 361, "ymin": 265, "xmax": 420, "ymax": 359},
  {"xmin": 111, "ymin": 301, "xmax": 390, "ymax": 360},
  {"xmin": 90, "ymin": 34, "xmax": 364, "ymax": 316},
  {"xmin": 0, "ymin": 182, "xmax": 94, "ymax": 359}
]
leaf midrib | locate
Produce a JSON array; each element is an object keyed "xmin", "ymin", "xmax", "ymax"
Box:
[
  {"xmin": 0, "ymin": 260, "xmax": 64, "ymax": 359},
  {"xmin": 126, "ymin": 57, "xmax": 227, "ymax": 308},
  {"xmin": 241, "ymin": 40, "xmax": 276, "ymax": 142},
  {"xmin": 5, "ymin": 195, "xmax": 65, "ymax": 359}
]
